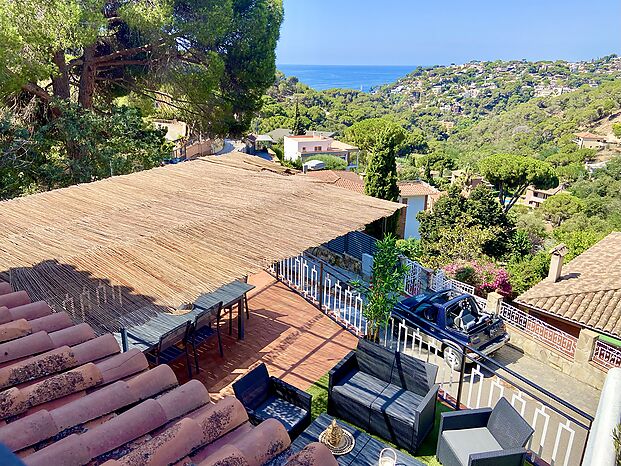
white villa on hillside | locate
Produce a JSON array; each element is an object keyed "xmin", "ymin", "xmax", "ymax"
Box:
[
  {"xmin": 524, "ymin": 184, "xmax": 565, "ymax": 208},
  {"xmin": 283, "ymin": 134, "xmax": 359, "ymax": 166},
  {"xmin": 575, "ymin": 132, "xmax": 607, "ymax": 150}
]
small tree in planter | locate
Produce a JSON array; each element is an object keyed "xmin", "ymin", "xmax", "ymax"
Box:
[{"xmin": 355, "ymin": 234, "xmax": 408, "ymax": 342}]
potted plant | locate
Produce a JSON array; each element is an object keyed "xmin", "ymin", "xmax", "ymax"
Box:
[{"xmin": 355, "ymin": 234, "xmax": 408, "ymax": 342}]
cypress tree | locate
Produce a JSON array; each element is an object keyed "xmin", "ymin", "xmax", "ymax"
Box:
[
  {"xmin": 364, "ymin": 127, "xmax": 400, "ymax": 202},
  {"xmin": 291, "ymin": 100, "xmax": 306, "ymax": 136}
]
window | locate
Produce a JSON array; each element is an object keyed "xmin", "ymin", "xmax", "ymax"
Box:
[
  {"xmin": 314, "ymin": 146, "xmax": 322, "ymax": 151},
  {"xmin": 302, "ymin": 147, "xmax": 307, "ymax": 152}
]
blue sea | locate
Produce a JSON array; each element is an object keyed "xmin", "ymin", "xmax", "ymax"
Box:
[{"xmin": 278, "ymin": 64, "xmax": 419, "ymax": 92}]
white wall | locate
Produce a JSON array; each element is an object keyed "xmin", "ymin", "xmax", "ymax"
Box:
[
  {"xmin": 283, "ymin": 137, "xmax": 299, "ymax": 161},
  {"xmin": 403, "ymin": 195, "xmax": 426, "ymax": 239},
  {"xmin": 582, "ymin": 368, "xmax": 621, "ymax": 466},
  {"xmin": 283, "ymin": 137, "xmax": 332, "ymax": 161}
]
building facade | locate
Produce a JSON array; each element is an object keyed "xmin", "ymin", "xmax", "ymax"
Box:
[{"xmin": 283, "ymin": 135, "xmax": 358, "ymax": 165}]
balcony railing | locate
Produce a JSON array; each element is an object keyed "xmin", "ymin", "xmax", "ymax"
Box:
[
  {"xmin": 591, "ymin": 339, "xmax": 621, "ymax": 369},
  {"xmin": 499, "ymin": 302, "xmax": 578, "ymax": 358}
]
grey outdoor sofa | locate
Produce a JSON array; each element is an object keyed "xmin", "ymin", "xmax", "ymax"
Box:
[
  {"xmin": 328, "ymin": 339, "xmax": 439, "ymax": 453},
  {"xmin": 437, "ymin": 397, "xmax": 534, "ymax": 466}
]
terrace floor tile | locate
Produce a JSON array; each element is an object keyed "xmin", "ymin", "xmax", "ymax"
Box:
[{"xmin": 171, "ymin": 271, "xmax": 358, "ymax": 397}]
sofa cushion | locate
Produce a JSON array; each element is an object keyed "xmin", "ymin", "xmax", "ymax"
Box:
[
  {"xmin": 391, "ymin": 351, "xmax": 437, "ymax": 397},
  {"xmin": 332, "ymin": 370, "xmax": 389, "ymax": 408},
  {"xmin": 371, "ymin": 383, "xmax": 423, "ymax": 422},
  {"xmin": 356, "ymin": 339, "xmax": 395, "ymax": 383},
  {"xmin": 442, "ymin": 427, "xmax": 502, "ymax": 466},
  {"xmin": 255, "ymin": 396, "xmax": 308, "ymax": 433}
]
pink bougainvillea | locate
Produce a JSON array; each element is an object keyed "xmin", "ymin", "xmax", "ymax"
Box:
[{"xmin": 443, "ymin": 260, "xmax": 513, "ymax": 297}]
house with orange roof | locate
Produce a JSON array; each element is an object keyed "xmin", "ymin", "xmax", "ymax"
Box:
[
  {"xmin": 575, "ymin": 131, "xmax": 607, "ymax": 150},
  {"xmin": 306, "ymin": 170, "xmax": 441, "ymax": 239}
]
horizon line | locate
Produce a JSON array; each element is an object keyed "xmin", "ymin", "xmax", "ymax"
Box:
[{"xmin": 276, "ymin": 53, "xmax": 620, "ymax": 68}]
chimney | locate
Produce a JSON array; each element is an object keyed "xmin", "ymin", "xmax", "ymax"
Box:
[{"xmin": 548, "ymin": 243, "xmax": 569, "ymax": 283}]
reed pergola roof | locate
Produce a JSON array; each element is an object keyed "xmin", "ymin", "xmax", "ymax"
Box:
[{"xmin": 0, "ymin": 152, "xmax": 401, "ymax": 333}]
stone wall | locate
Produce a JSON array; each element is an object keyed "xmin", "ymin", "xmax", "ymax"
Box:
[{"xmin": 306, "ymin": 246, "xmax": 362, "ymax": 275}]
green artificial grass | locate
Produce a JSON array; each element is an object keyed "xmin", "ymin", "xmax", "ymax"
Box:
[{"xmin": 306, "ymin": 373, "xmax": 451, "ymax": 466}]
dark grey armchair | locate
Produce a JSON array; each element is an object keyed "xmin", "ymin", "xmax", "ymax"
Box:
[
  {"xmin": 233, "ymin": 363, "xmax": 312, "ymax": 439},
  {"xmin": 437, "ymin": 397, "xmax": 534, "ymax": 466},
  {"xmin": 328, "ymin": 339, "xmax": 439, "ymax": 453}
]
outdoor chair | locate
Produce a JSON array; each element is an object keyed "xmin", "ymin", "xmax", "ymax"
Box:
[
  {"xmin": 436, "ymin": 397, "xmax": 534, "ymax": 466},
  {"xmin": 233, "ymin": 363, "xmax": 312, "ymax": 439},
  {"xmin": 144, "ymin": 321, "xmax": 193, "ymax": 379},
  {"xmin": 328, "ymin": 339, "xmax": 439, "ymax": 453},
  {"xmin": 187, "ymin": 301, "xmax": 224, "ymax": 372}
]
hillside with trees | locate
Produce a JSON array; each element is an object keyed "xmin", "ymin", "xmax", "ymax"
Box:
[{"xmin": 257, "ymin": 55, "xmax": 621, "ymax": 296}]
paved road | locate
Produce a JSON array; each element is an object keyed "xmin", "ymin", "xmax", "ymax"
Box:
[
  {"xmin": 216, "ymin": 139, "xmax": 245, "ymax": 155},
  {"xmin": 493, "ymin": 345, "xmax": 600, "ymax": 416}
]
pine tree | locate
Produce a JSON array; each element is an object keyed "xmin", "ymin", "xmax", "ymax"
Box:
[{"xmin": 291, "ymin": 100, "xmax": 306, "ymax": 136}]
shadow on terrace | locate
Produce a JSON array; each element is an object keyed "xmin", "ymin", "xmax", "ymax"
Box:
[{"xmin": 169, "ymin": 271, "xmax": 359, "ymax": 396}]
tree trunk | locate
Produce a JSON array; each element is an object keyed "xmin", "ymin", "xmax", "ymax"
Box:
[
  {"xmin": 51, "ymin": 50, "xmax": 71, "ymax": 101},
  {"xmin": 78, "ymin": 45, "xmax": 97, "ymax": 109}
]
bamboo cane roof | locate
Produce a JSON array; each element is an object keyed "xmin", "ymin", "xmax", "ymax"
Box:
[{"xmin": 0, "ymin": 152, "xmax": 401, "ymax": 333}]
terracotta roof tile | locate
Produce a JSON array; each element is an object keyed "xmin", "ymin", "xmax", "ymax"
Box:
[
  {"xmin": 0, "ymin": 291, "xmax": 31, "ymax": 310},
  {"xmin": 8, "ymin": 302, "xmax": 52, "ymax": 322},
  {"xmin": 575, "ymin": 132, "xmax": 603, "ymax": 139},
  {"xmin": 517, "ymin": 232, "xmax": 621, "ymax": 336},
  {"xmin": 307, "ymin": 171, "xmax": 440, "ymax": 199},
  {"xmin": 0, "ymin": 282, "xmax": 12, "ymax": 296},
  {"xmin": 0, "ymin": 283, "xmax": 330, "ymax": 466},
  {"xmin": 0, "ymin": 319, "xmax": 31, "ymax": 343},
  {"xmin": 306, "ymin": 170, "xmax": 365, "ymax": 194},
  {"xmin": 29, "ymin": 312, "xmax": 73, "ymax": 333},
  {"xmin": 397, "ymin": 180, "xmax": 440, "ymax": 197}
]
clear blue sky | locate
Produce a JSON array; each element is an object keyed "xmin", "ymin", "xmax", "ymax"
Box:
[{"xmin": 276, "ymin": 0, "xmax": 621, "ymax": 66}]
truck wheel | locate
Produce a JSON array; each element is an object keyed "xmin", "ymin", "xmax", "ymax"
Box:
[{"xmin": 443, "ymin": 346, "xmax": 462, "ymax": 371}]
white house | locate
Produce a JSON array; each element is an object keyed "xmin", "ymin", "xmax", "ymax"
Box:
[
  {"xmin": 397, "ymin": 181, "xmax": 441, "ymax": 239},
  {"xmin": 575, "ymin": 132, "xmax": 607, "ymax": 150},
  {"xmin": 283, "ymin": 134, "xmax": 358, "ymax": 165},
  {"xmin": 305, "ymin": 170, "xmax": 440, "ymax": 240}
]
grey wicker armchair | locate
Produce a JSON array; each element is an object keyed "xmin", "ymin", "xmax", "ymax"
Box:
[{"xmin": 437, "ymin": 397, "xmax": 534, "ymax": 466}]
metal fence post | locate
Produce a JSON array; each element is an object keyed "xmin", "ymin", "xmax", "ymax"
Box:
[
  {"xmin": 317, "ymin": 262, "xmax": 324, "ymax": 311},
  {"xmin": 455, "ymin": 345, "xmax": 467, "ymax": 410},
  {"xmin": 276, "ymin": 260, "xmax": 281, "ymax": 281}
]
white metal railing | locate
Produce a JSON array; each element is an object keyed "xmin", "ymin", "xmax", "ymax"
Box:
[
  {"xmin": 591, "ymin": 339, "xmax": 621, "ymax": 369},
  {"xmin": 402, "ymin": 258, "xmax": 432, "ymax": 296},
  {"xmin": 499, "ymin": 301, "xmax": 578, "ymax": 358},
  {"xmin": 383, "ymin": 314, "xmax": 588, "ymax": 466},
  {"xmin": 428, "ymin": 269, "xmax": 476, "ymax": 296},
  {"xmin": 272, "ymin": 254, "xmax": 367, "ymax": 336}
]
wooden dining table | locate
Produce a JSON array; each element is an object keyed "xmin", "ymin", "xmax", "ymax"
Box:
[{"xmin": 114, "ymin": 280, "xmax": 255, "ymax": 351}]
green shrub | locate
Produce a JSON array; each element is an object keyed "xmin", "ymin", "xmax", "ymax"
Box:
[{"xmin": 396, "ymin": 238, "xmax": 422, "ymax": 260}]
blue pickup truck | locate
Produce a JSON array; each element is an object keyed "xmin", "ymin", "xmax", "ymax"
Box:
[{"xmin": 393, "ymin": 290, "xmax": 510, "ymax": 370}]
